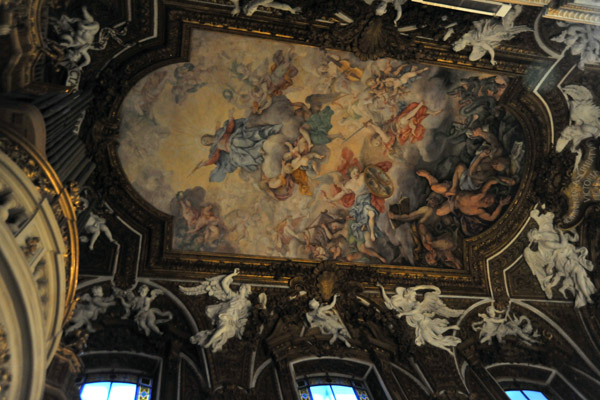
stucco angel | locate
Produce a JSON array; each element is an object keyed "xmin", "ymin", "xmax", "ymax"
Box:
[
  {"xmin": 378, "ymin": 284, "xmax": 464, "ymax": 354},
  {"xmin": 363, "ymin": 0, "xmax": 407, "ymax": 25},
  {"xmin": 524, "ymin": 208, "xmax": 597, "ymax": 308},
  {"xmin": 65, "ymin": 286, "xmax": 115, "ymax": 335},
  {"xmin": 555, "ymin": 85, "xmax": 600, "ymax": 170},
  {"xmin": 180, "ymin": 268, "xmax": 260, "ymax": 352},
  {"xmin": 115, "ymin": 284, "xmax": 173, "ymax": 336},
  {"xmin": 453, "ymin": 5, "xmax": 531, "ymax": 65},
  {"xmin": 552, "ymin": 23, "xmax": 600, "ymax": 70},
  {"xmin": 305, "ymin": 295, "xmax": 352, "ymax": 347},
  {"xmin": 471, "ymin": 303, "xmax": 539, "ymax": 345}
]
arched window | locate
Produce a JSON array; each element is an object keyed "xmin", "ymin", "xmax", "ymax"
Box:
[
  {"xmin": 297, "ymin": 377, "xmax": 371, "ymax": 400},
  {"xmin": 79, "ymin": 374, "xmax": 152, "ymax": 400},
  {"xmin": 505, "ymin": 390, "xmax": 549, "ymax": 400}
]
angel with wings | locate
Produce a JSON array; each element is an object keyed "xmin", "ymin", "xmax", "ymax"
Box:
[
  {"xmin": 180, "ymin": 268, "xmax": 261, "ymax": 352},
  {"xmin": 378, "ymin": 284, "xmax": 464, "ymax": 354},
  {"xmin": 524, "ymin": 208, "xmax": 597, "ymax": 308},
  {"xmin": 305, "ymin": 295, "xmax": 352, "ymax": 347},
  {"xmin": 65, "ymin": 286, "xmax": 115, "ymax": 335},
  {"xmin": 115, "ymin": 284, "xmax": 173, "ymax": 336}
]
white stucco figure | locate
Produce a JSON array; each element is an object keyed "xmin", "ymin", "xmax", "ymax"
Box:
[
  {"xmin": 179, "ymin": 268, "xmax": 255, "ymax": 352},
  {"xmin": 363, "ymin": 0, "xmax": 407, "ymax": 25},
  {"xmin": 555, "ymin": 85, "xmax": 600, "ymax": 170},
  {"xmin": 472, "ymin": 304, "xmax": 540, "ymax": 345},
  {"xmin": 453, "ymin": 5, "xmax": 531, "ymax": 65},
  {"xmin": 80, "ymin": 210, "xmax": 117, "ymax": 251},
  {"xmin": 49, "ymin": 6, "xmax": 126, "ymax": 70},
  {"xmin": 65, "ymin": 286, "xmax": 115, "ymax": 335},
  {"xmin": 305, "ymin": 295, "xmax": 352, "ymax": 347},
  {"xmin": 115, "ymin": 284, "xmax": 173, "ymax": 336},
  {"xmin": 552, "ymin": 23, "xmax": 600, "ymax": 70},
  {"xmin": 524, "ymin": 208, "xmax": 597, "ymax": 308},
  {"xmin": 378, "ymin": 283, "xmax": 464, "ymax": 354},
  {"xmin": 242, "ymin": 0, "xmax": 301, "ymax": 16}
]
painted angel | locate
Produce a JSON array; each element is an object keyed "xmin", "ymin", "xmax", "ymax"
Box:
[
  {"xmin": 453, "ymin": 5, "xmax": 531, "ymax": 65},
  {"xmin": 305, "ymin": 295, "xmax": 352, "ymax": 347},
  {"xmin": 378, "ymin": 284, "xmax": 464, "ymax": 354},
  {"xmin": 179, "ymin": 268, "xmax": 256, "ymax": 352}
]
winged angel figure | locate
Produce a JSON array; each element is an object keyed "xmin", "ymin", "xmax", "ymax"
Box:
[
  {"xmin": 378, "ymin": 284, "xmax": 464, "ymax": 354},
  {"xmin": 180, "ymin": 268, "xmax": 264, "ymax": 352},
  {"xmin": 114, "ymin": 284, "xmax": 173, "ymax": 336},
  {"xmin": 523, "ymin": 208, "xmax": 597, "ymax": 308},
  {"xmin": 555, "ymin": 85, "xmax": 600, "ymax": 170},
  {"xmin": 453, "ymin": 5, "xmax": 531, "ymax": 65}
]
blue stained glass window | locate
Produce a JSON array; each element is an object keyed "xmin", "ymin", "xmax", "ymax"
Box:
[
  {"xmin": 80, "ymin": 380, "xmax": 151, "ymax": 400},
  {"xmin": 307, "ymin": 384, "xmax": 360, "ymax": 400},
  {"xmin": 81, "ymin": 382, "xmax": 111, "ymax": 400},
  {"xmin": 505, "ymin": 390, "xmax": 549, "ymax": 400},
  {"xmin": 108, "ymin": 383, "xmax": 137, "ymax": 399}
]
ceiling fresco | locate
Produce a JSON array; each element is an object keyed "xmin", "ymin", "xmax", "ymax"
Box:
[{"xmin": 118, "ymin": 29, "xmax": 525, "ymax": 269}]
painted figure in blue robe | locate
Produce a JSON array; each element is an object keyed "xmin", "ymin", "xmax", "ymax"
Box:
[{"xmin": 190, "ymin": 115, "xmax": 281, "ymax": 182}]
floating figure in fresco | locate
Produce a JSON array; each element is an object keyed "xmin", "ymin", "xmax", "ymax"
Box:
[
  {"xmin": 48, "ymin": 6, "xmax": 126, "ymax": 70},
  {"xmin": 295, "ymin": 94, "xmax": 344, "ymax": 147},
  {"xmin": 283, "ymin": 139, "xmax": 325, "ymax": 174},
  {"xmin": 179, "ymin": 268, "xmax": 258, "ymax": 352},
  {"xmin": 305, "ymin": 295, "xmax": 352, "ymax": 347},
  {"xmin": 301, "ymin": 210, "xmax": 355, "ymax": 261},
  {"xmin": 132, "ymin": 70, "xmax": 168, "ymax": 123},
  {"xmin": 386, "ymin": 102, "xmax": 441, "ymax": 146},
  {"xmin": 453, "ymin": 5, "xmax": 531, "ymax": 65},
  {"xmin": 321, "ymin": 150, "xmax": 392, "ymax": 263},
  {"xmin": 65, "ymin": 286, "xmax": 115, "ymax": 335},
  {"xmin": 189, "ymin": 110, "xmax": 282, "ymax": 182},
  {"xmin": 389, "ymin": 194, "xmax": 462, "ymax": 269},
  {"xmin": 178, "ymin": 195, "xmax": 221, "ymax": 245},
  {"xmin": 524, "ymin": 208, "xmax": 597, "ymax": 308},
  {"xmin": 266, "ymin": 49, "xmax": 298, "ymax": 97},
  {"xmin": 115, "ymin": 284, "xmax": 173, "ymax": 336},
  {"xmin": 472, "ymin": 303, "xmax": 540, "ymax": 345},
  {"xmin": 242, "ymin": 0, "xmax": 301, "ymax": 16},
  {"xmin": 555, "ymin": 85, "xmax": 600, "ymax": 170},
  {"xmin": 378, "ymin": 284, "xmax": 464, "ymax": 354},
  {"xmin": 552, "ymin": 23, "xmax": 600, "ymax": 70},
  {"xmin": 171, "ymin": 62, "xmax": 208, "ymax": 104}
]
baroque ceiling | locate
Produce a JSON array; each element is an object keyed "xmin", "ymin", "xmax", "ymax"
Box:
[{"xmin": 21, "ymin": 0, "xmax": 600, "ymax": 397}]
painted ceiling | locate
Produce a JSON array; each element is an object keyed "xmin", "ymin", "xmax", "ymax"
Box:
[{"xmin": 118, "ymin": 29, "xmax": 524, "ymax": 269}]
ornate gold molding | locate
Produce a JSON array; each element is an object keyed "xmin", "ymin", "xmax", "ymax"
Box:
[
  {"xmin": 0, "ymin": 127, "xmax": 80, "ymax": 327},
  {"xmin": 544, "ymin": 5, "xmax": 600, "ymax": 25}
]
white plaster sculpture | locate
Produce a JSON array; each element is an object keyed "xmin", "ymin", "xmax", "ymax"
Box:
[
  {"xmin": 228, "ymin": 0, "xmax": 300, "ymax": 16},
  {"xmin": 378, "ymin": 284, "xmax": 464, "ymax": 354},
  {"xmin": 80, "ymin": 211, "xmax": 118, "ymax": 251},
  {"xmin": 471, "ymin": 304, "xmax": 540, "ymax": 345},
  {"xmin": 114, "ymin": 284, "xmax": 173, "ymax": 336},
  {"xmin": 79, "ymin": 198, "xmax": 118, "ymax": 251},
  {"xmin": 524, "ymin": 208, "xmax": 597, "ymax": 308},
  {"xmin": 363, "ymin": 0, "xmax": 407, "ymax": 25},
  {"xmin": 179, "ymin": 268, "xmax": 255, "ymax": 352},
  {"xmin": 65, "ymin": 286, "xmax": 115, "ymax": 335},
  {"xmin": 305, "ymin": 295, "xmax": 352, "ymax": 347},
  {"xmin": 555, "ymin": 85, "xmax": 600, "ymax": 170},
  {"xmin": 49, "ymin": 6, "xmax": 126, "ymax": 73},
  {"xmin": 453, "ymin": 5, "xmax": 531, "ymax": 65},
  {"xmin": 552, "ymin": 23, "xmax": 600, "ymax": 70}
]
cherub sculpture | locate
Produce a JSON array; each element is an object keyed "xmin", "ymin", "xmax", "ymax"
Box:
[
  {"xmin": 378, "ymin": 284, "xmax": 464, "ymax": 354},
  {"xmin": 115, "ymin": 284, "xmax": 173, "ymax": 336},
  {"xmin": 453, "ymin": 5, "xmax": 531, "ymax": 65},
  {"xmin": 305, "ymin": 295, "xmax": 352, "ymax": 347},
  {"xmin": 524, "ymin": 208, "xmax": 597, "ymax": 308},
  {"xmin": 65, "ymin": 286, "xmax": 115, "ymax": 335},
  {"xmin": 228, "ymin": 0, "xmax": 300, "ymax": 16},
  {"xmin": 79, "ymin": 198, "xmax": 118, "ymax": 251},
  {"xmin": 555, "ymin": 85, "xmax": 600, "ymax": 170},
  {"xmin": 179, "ymin": 268, "xmax": 260, "ymax": 352},
  {"xmin": 471, "ymin": 303, "xmax": 539, "ymax": 345},
  {"xmin": 363, "ymin": 0, "xmax": 407, "ymax": 25},
  {"xmin": 48, "ymin": 6, "xmax": 126, "ymax": 70}
]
